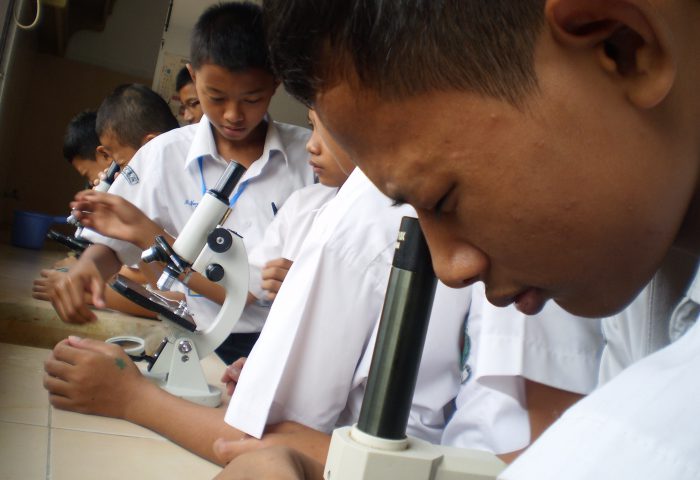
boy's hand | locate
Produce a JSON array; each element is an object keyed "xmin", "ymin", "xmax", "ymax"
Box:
[
  {"xmin": 50, "ymin": 259, "xmax": 106, "ymax": 324},
  {"xmin": 213, "ymin": 422, "xmax": 331, "ymax": 467},
  {"xmin": 220, "ymin": 357, "xmax": 247, "ymax": 396},
  {"xmin": 213, "ymin": 445, "xmax": 324, "ymax": 480},
  {"xmin": 53, "ymin": 255, "xmax": 78, "ymax": 269},
  {"xmin": 32, "ymin": 268, "xmax": 63, "ymax": 302},
  {"xmin": 43, "ymin": 336, "xmax": 147, "ymax": 419},
  {"xmin": 70, "ymin": 190, "xmax": 164, "ymax": 249},
  {"xmin": 261, "ymin": 258, "xmax": 293, "ymax": 301}
]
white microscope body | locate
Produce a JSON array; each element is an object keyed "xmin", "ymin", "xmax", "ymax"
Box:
[
  {"xmin": 110, "ymin": 161, "xmax": 248, "ymax": 407},
  {"xmin": 68, "ymin": 160, "xmax": 120, "ymax": 239}
]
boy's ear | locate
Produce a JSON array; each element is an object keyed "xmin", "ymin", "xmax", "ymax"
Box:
[
  {"xmin": 186, "ymin": 63, "xmax": 196, "ymax": 83},
  {"xmin": 96, "ymin": 145, "xmax": 109, "ymax": 160},
  {"xmin": 141, "ymin": 133, "xmax": 158, "ymax": 146},
  {"xmin": 545, "ymin": 0, "xmax": 676, "ymax": 109}
]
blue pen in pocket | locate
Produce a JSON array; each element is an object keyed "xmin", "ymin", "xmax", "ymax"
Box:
[{"xmin": 271, "ymin": 202, "xmax": 278, "ymax": 216}]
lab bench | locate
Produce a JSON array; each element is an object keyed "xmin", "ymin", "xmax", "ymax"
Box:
[{"xmin": 0, "ymin": 241, "xmax": 226, "ymax": 479}]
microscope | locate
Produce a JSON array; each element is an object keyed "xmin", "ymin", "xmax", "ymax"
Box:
[
  {"xmin": 324, "ymin": 217, "xmax": 506, "ymax": 480},
  {"xmin": 108, "ymin": 161, "xmax": 249, "ymax": 407},
  {"xmin": 62, "ymin": 160, "xmax": 122, "ymax": 250}
]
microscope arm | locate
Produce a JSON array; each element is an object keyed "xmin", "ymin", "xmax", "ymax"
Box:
[{"xmin": 106, "ymin": 161, "xmax": 249, "ymax": 407}]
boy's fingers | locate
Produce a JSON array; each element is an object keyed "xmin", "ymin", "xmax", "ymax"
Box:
[
  {"xmin": 213, "ymin": 437, "xmax": 264, "ymax": 464},
  {"xmin": 67, "ymin": 336, "xmax": 122, "ymax": 356},
  {"xmin": 261, "ymin": 278, "xmax": 283, "ymax": 294},
  {"xmin": 43, "ymin": 372, "xmax": 71, "ymax": 396},
  {"xmin": 43, "ymin": 355, "xmax": 72, "ymax": 380},
  {"xmin": 65, "ymin": 276, "xmax": 97, "ymax": 322},
  {"xmin": 90, "ymin": 276, "xmax": 106, "ymax": 309},
  {"xmin": 264, "ymin": 258, "xmax": 293, "ymax": 269}
]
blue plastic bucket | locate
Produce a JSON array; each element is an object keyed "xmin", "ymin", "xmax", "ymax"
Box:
[{"xmin": 11, "ymin": 210, "xmax": 67, "ymax": 250}]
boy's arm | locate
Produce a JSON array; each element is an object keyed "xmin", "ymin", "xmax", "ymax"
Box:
[
  {"xmin": 50, "ymin": 244, "xmax": 122, "ymax": 323},
  {"xmin": 71, "ymin": 190, "xmax": 165, "ymax": 248},
  {"xmin": 214, "ymin": 421, "xmax": 331, "ymax": 466},
  {"xmin": 43, "ymin": 337, "xmax": 246, "ymax": 464},
  {"xmin": 215, "ymin": 446, "xmax": 324, "ymax": 480},
  {"xmin": 493, "ymin": 379, "xmax": 583, "ymax": 464},
  {"xmin": 73, "ymin": 190, "xmax": 231, "ymax": 304}
]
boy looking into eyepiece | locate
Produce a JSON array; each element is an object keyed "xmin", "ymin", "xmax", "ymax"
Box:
[{"xmin": 226, "ymin": 0, "xmax": 700, "ymax": 478}]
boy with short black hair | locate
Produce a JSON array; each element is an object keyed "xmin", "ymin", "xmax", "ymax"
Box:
[
  {"xmin": 34, "ymin": 87, "xmax": 180, "ymax": 317},
  {"xmin": 235, "ymin": 0, "xmax": 700, "ymax": 478},
  {"xmin": 49, "ymin": 2, "xmax": 313, "ymax": 362},
  {"xmin": 62, "ymin": 110, "xmax": 111, "ymax": 186},
  {"xmin": 175, "ymin": 66, "xmax": 203, "ymax": 125},
  {"xmin": 95, "ymin": 83, "xmax": 180, "ymax": 167}
]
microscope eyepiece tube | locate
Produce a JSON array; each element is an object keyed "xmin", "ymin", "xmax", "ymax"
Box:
[
  {"xmin": 211, "ymin": 161, "xmax": 246, "ymax": 202},
  {"xmin": 68, "ymin": 161, "xmax": 121, "ymax": 230},
  {"xmin": 93, "ymin": 161, "xmax": 121, "ymax": 193},
  {"xmin": 356, "ymin": 216, "xmax": 437, "ymax": 441}
]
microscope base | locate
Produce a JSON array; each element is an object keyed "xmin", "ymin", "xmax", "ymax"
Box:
[
  {"xmin": 324, "ymin": 425, "xmax": 505, "ymax": 480},
  {"xmin": 146, "ymin": 374, "xmax": 223, "ymax": 408},
  {"xmin": 144, "ymin": 335, "xmax": 223, "ymax": 407}
]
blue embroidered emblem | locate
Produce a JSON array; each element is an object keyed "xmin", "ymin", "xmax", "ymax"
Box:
[
  {"xmin": 460, "ymin": 319, "xmax": 472, "ymax": 384},
  {"xmin": 122, "ymin": 166, "xmax": 139, "ymax": 185}
]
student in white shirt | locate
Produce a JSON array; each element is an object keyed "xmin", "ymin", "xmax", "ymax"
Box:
[
  {"xmin": 241, "ymin": 1, "xmax": 700, "ymax": 478},
  {"xmin": 246, "ymin": 109, "xmax": 351, "ymax": 307},
  {"xmin": 47, "ymin": 3, "xmax": 313, "ymax": 362},
  {"xmin": 40, "ymin": 106, "xmax": 353, "ymax": 465}
]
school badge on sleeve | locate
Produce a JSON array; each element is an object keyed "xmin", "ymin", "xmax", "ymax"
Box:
[{"xmin": 122, "ymin": 166, "xmax": 140, "ymax": 185}]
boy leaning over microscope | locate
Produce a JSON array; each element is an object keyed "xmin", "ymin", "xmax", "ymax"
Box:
[
  {"xmin": 47, "ymin": 2, "xmax": 313, "ymax": 362},
  {"xmin": 34, "ymin": 84, "xmax": 180, "ymax": 318}
]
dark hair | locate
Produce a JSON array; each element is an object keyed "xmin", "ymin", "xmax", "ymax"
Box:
[
  {"xmin": 175, "ymin": 66, "xmax": 193, "ymax": 92},
  {"xmin": 190, "ymin": 2, "xmax": 271, "ymax": 73},
  {"xmin": 95, "ymin": 84, "xmax": 179, "ymax": 148},
  {"xmin": 63, "ymin": 110, "xmax": 100, "ymax": 163},
  {"xmin": 263, "ymin": 0, "xmax": 545, "ymax": 106}
]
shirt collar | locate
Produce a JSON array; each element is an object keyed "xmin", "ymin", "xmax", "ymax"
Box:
[
  {"xmin": 260, "ymin": 116, "xmax": 288, "ymax": 167},
  {"xmin": 185, "ymin": 115, "xmax": 224, "ymax": 169},
  {"xmin": 184, "ymin": 115, "xmax": 288, "ymax": 171}
]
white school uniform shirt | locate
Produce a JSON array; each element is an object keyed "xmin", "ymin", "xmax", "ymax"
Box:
[
  {"xmin": 336, "ymin": 282, "xmax": 470, "ymax": 445},
  {"xmin": 440, "ymin": 284, "xmax": 530, "ymax": 454},
  {"xmin": 502, "ymin": 262, "xmax": 700, "ymax": 480},
  {"xmin": 473, "ymin": 281, "xmax": 604, "ymax": 397},
  {"xmin": 247, "ymin": 183, "xmax": 337, "ymax": 301},
  {"xmin": 598, "ymin": 247, "xmax": 695, "ymax": 384},
  {"xmin": 438, "ymin": 283, "xmax": 604, "ymax": 455},
  {"xmin": 82, "ymin": 115, "xmax": 313, "ymax": 332},
  {"xmin": 226, "ymin": 169, "xmax": 416, "ymax": 438}
]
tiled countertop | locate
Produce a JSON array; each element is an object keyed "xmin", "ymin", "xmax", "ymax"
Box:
[
  {"xmin": 0, "ymin": 239, "xmax": 226, "ymax": 478},
  {"xmin": 0, "ymin": 242, "xmax": 170, "ymax": 350},
  {"xmin": 0, "ymin": 342, "xmax": 225, "ymax": 479}
]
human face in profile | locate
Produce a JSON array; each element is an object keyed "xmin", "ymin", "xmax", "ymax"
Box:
[
  {"xmin": 313, "ymin": 65, "xmax": 696, "ymax": 318},
  {"xmin": 71, "ymin": 151, "xmax": 111, "ymax": 185},
  {"xmin": 306, "ymin": 110, "xmax": 354, "ymax": 188},
  {"xmin": 98, "ymin": 130, "xmax": 139, "ymax": 168},
  {"xmin": 178, "ymin": 82, "xmax": 203, "ymax": 125}
]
